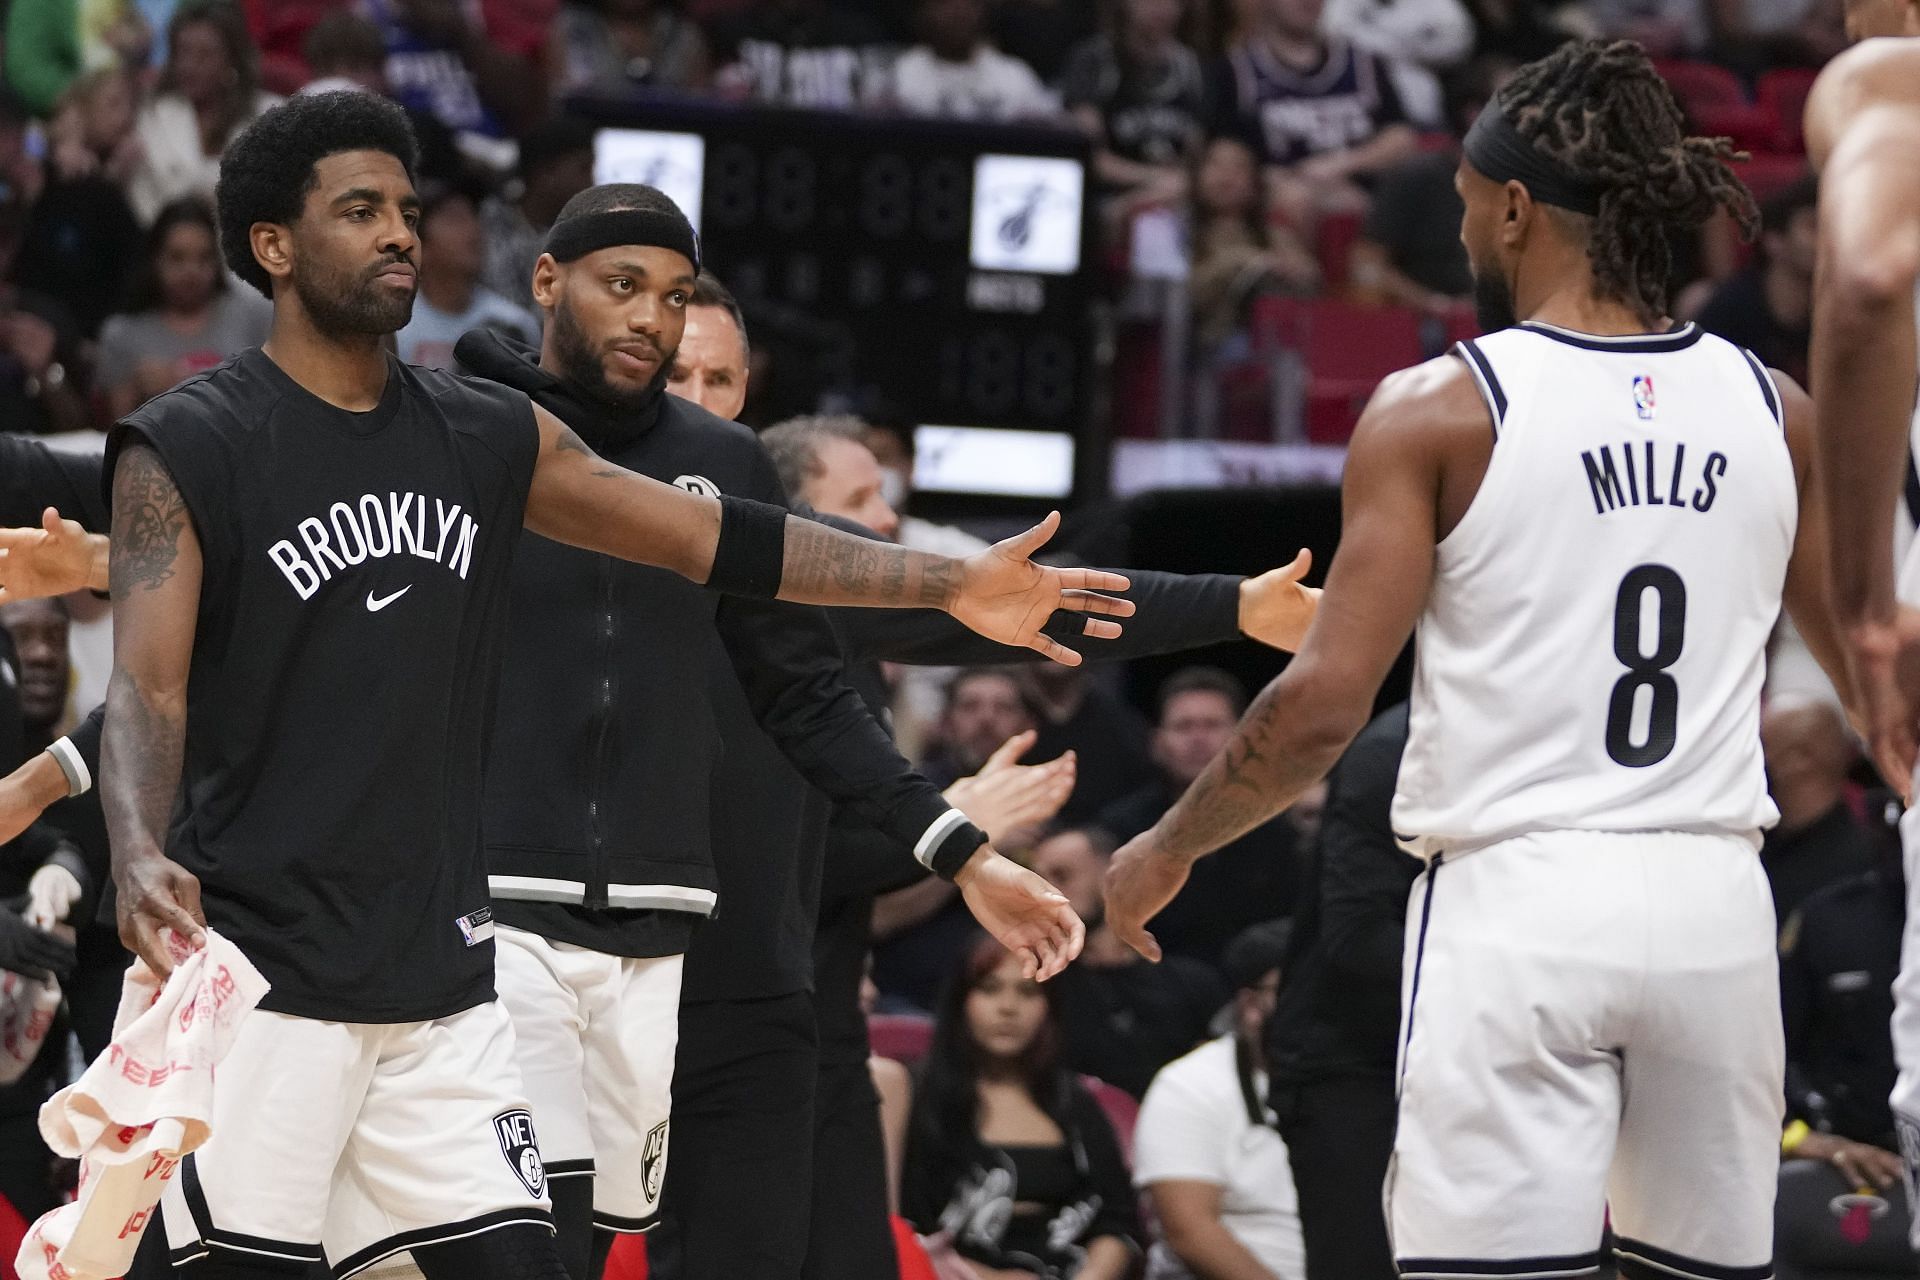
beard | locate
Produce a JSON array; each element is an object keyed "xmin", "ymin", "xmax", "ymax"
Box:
[
  {"xmin": 295, "ymin": 252, "xmax": 416, "ymax": 337},
  {"xmin": 1471, "ymin": 264, "xmax": 1518, "ymax": 333},
  {"xmin": 551, "ymin": 295, "xmax": 672, "ymax": 412}
]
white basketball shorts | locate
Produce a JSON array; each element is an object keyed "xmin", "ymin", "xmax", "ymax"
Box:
[
  {"xmin": 161, "ymin": 1000, "xmax": 552, "ymax": 1277},
  {"xmin": 492, "ymin": 926, "xmax": 682, "ymax": 1231},
  {"xmin": 1387, "ymin": 829, "xmax": 1781, "ymax": 1280},
  {"xmin": 1889, "ymin": 794, "xmax": 1920, "ymax": 1246}
]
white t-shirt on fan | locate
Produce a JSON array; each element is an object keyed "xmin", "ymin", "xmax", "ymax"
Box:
[{"xmin": 1133, "ymin": 1035, "xmax": 1305, "ymax": 1280}]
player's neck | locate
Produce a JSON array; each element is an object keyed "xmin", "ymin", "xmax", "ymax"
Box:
[
  {"xmin": 262, "ymin": 309, "xmax": 393, "ymax": 413},
  {"xmin": 1519, "ymin": 284, "xmax": 1665, "ymax": 338}
]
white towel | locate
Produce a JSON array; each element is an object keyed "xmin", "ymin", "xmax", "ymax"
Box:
[{"xmin": 15, "ymin": 929, "xmax": 268, "ymax": 1280}]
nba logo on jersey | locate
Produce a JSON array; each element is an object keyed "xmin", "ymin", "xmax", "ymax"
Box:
[{"xmin": 1632, "ymin": 374, "xmax": 1656, "ymax": 420}]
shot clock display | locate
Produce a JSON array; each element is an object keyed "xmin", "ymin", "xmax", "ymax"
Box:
[{"xmin": 574, "ymin": 97, "xmax": 1097, "ymax": 505}]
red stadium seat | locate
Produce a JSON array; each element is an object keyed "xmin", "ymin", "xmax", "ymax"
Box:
[
  {"xmin": 895, "ymin": 1217, "xmax": 939, "ymax": 1280},
  {"xmin": 869, "ymin": 1013, "xmax": 935, "ymax": 1065},
  {"xmin": 1080, "ymin": 1074, "xmax": 1141, "ymax": 1163},
  {"xmin": 604, "ymin": 1233, "xmax": 648, "ymax": 1280},
  {"xmin": 2, "ymin": 1193, "xmax": 28, "ymax": 1280},
  {"xmin": 1316, "ymin": 210, "xmax": 1364, "ymax": 291},
  {"xmin": 1733, "ymin": 153, "xmax": 1811, "ymax": 205},
  {"xmin": 1690, "ymin": 101, "xmax": 1783, "ymax": 154},
  {"xmin": 1757, "ymin": 67, "xmax": 1819, "ymax": 152},
  {"xmin": 1253, "ymin": 298, "xmax": 1426, "ymax": 444},
  {"xmin": 1653, "ymin": 59, "xmax": 1748, "ymax": 111}
]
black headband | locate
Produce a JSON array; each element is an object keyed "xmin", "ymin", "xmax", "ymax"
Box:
[
  {"xmin": 1463, "ymin": 102, "xmax": 1605, "ymax": 216},
  {"xmin": 544, "ymin": 208, "xmax": 701, "ymax": 272}
]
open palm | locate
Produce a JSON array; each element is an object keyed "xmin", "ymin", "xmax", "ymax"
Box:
[
  {"xmin": 0, "ymin": 507, "xmax": 102, "ymax": 603},
  {"xmin": 950, "ymin": 512, "xmax": 1134, "ymax": 666},
  {"xmin": 957, "ymin": 852, "xmax": 1086, "ymax": 981}
]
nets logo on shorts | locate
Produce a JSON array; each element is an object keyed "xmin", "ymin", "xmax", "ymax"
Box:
[
  {"xmin": 642, "ymin": 1120, "xmax": 669, "ymax": 1203},
  {"xmin": 494, "ymin": 1109, "xmax": 546, "ymax": 1199}
]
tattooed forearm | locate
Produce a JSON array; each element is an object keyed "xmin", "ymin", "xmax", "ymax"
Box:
[
  {"xmin": 102, "ymin": 669, "xmax": 186, "ymax": 868},
  {"xmin": 111, "ymin": 445, "xmax": 188, "ymax": 593},
  {"xmin": 1154, "ymin": 680, "xmax": 1350, "ymax": 864},
  {"xmin": 780, "ymin": 516, "xmax": 961, "ymax": 608}
]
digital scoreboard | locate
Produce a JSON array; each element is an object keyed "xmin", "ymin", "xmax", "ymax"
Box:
[{"xmin": 572, "ymin": 96, "xmax": 1100, "ymax": 507}]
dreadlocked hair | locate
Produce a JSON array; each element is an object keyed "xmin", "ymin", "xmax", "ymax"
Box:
[{"xmin": 1496, "ymin": 39, "xmax": 1758, "ymax": 321}]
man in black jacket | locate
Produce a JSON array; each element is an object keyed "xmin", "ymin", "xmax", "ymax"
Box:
[
  {"xmin": 450, "ymin": 183, "xmax": 1093, "ymax": 1280},
  {"xmin": 750, "ymin": 413, "xmax": 1321, "ymax": 1279},
  {"xmin": 1264, "ymin": 702, "xmax": 1415, "ymax": 1280}
]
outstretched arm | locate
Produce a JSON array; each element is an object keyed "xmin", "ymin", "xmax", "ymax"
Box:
[
  {"xmin": 102, "ymin": 443, "xmax": 206, "ymax": 974},
  {"xmin": 1776, "ymin": 372, "xmax": 1857, "ymax": 713},
  {"xmin": 521, "ymin": 408, "xmax": 1132, "ymax": 663},
  {"xmin": 1808, "ymin": 64, "xmax": 1920, "ymax": 788},
  {"xmin": 1103, "ymin": 363, "xmax": 1457, "ymax": 959}
]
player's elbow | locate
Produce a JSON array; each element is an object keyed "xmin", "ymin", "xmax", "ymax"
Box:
[{"xmin": 1821, "ymin": 237, "xmax": 1920, "ymax": 320}]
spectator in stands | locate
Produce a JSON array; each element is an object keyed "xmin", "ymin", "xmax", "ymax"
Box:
[
  {"xmin": 356, "ymin": 0, "xmax": 544, "ymax": 143},
  {"xmin": 96, "ymin": 197, "xmax": 269, "ymax": 419},
  {"xmin": 47, "ymin": 68, "xmax": 143, "ymax": 188},
  {"xmin": 1062, "ymin": 0, "xmax": 1208, "ymax": 214},
  {"xmin": 1, "ymin": 596, "xmax": 120, "ymax": 1062},
  {"xmin": 1461, "ymin": 0, "xmax": 1582, "ymax": 60},
  {"xmin": 991, "ymin": 0, "xmax": 1102, "ymax": 84},
  {"xmin": 1021, "ymin": 663, "xmax": 1156, "ymax": 825},
  {"xmin": 712, "ymin": 0, "xmax": 893, "ymax": 110},
  {"xmin": 1134, "ymin": 920, "xmax": 1305, "ymax": 1280},
  {"xmin": 876, "ymin": 671, "xmax": 1044, "ymax": 1010},
  {"xmin": 548, "ymin": 0, "xmax": 712, "ymax": 101},
  {"xmin": 1099, "ymin": 668, "xmax": 1302, "ymax": 967},
  {"xmin": 480, "ymin": 114, "xmax": 596, "ymax": 310},
  {"xmin": 1187, "ymin": 134, "xmax": 1317, "ymax": 347},
  {"xmin": 1322, "ymin": 0, "xmax": 1473, "ymax": 127},
  {"xmin": 1729, "ymin": 0, "xmax": 1845, "ymax": 67},
  {"xmin": 893, "ymin": 0, "xmax": 1061, "ymax": 121},
  {"xmin": 301, "ymin": 9, "xmax": 392, "ymax": 94},
  {"xmin": 130, "ymin": 1, "xmax": 281, "ymax": 225},
  {"xmin": 1345, "ymin": 56, "xmax": 1508, "ymax": 314},
  {"xmin": 1210, "ymin": 0, "xmax": 1417, "ymax": 229},
  {"xmin": 20, "ymin": 72, "xmax": 145, "ymax": 338},
  {"xmin": 395, "ymin": 181, "xmax": 537, "ymax": 369},
  {"xmin": 1032, "ymin": 825, "xmax": 1226, "ymax": 1098},
  {"xmin": 1581, "ymin": 0, "xmax": 1719, "ymax": 55},
  {"xmin": 0, "ymin": 178, "xmax": 92, "ymax": 435},
  {"xmin": 1692, "ymin": 175, "xmax": 1816, "ymax": 387},
  {"xmin": 1759, "ymin": 697, "xmax": 1876, "ymax": 923},
  {"xmin": 920, "ymin": 668, "xmax": 1041, "ymax": 788},
  {"xmin": 4, "ymin": 0, "xmax": 85, "ymax": 117},
  {"xmin": 1778, "ymin": 803, "xmax": 1904, "ymax": 1184},
  {"xmin": 903, "ymin": 935, "xmax": 1143, "ymax": 1280}
]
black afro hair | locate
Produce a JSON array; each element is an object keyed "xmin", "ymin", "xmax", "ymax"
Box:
[{"xmin": 215, "ymin": 90, "xmax": 420, "ymax": 299}]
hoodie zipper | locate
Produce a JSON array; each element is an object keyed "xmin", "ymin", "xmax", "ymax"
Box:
[{"xmin": 585, "ymin": 556, "xmax": 616, "ymax": 909}]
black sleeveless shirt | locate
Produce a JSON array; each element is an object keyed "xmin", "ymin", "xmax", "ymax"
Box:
[{"xmin": 105, "ymin": 348, "xmax": 539, "ymax": 1023}]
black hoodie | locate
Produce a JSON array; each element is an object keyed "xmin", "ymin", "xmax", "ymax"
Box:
[{"xmin": 457, "ymin": 329, "xmax": 970, "ymax": 955}]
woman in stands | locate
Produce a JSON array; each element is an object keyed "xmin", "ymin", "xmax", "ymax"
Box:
[{"xmin": 904, "ymin": 936, "xmax": 1141, "ymax": 1280}]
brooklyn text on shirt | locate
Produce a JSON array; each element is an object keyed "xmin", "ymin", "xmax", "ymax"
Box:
[{"xmin": 267, "ymin": 491, "xmax": 481, "ymax": 601}]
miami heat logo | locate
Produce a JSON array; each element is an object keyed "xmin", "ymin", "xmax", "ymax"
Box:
[{"xmin": 1631, "ymin": 374, "xmax": 1656, "ymax": 420}]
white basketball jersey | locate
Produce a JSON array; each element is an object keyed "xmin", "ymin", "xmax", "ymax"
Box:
[{"xmin": 1392, "ymin": 322, "xmax": 1798, "ymax": 856}]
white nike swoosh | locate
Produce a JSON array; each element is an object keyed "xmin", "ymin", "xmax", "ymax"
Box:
[{"xmin": 365, "ymin": 585, "xmax": 412, "ymax": 612}]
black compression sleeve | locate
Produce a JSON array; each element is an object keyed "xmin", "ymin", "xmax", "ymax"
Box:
[{"xmin": 709, "ymin": 495, "xmax": 789, "ymax": 598}]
